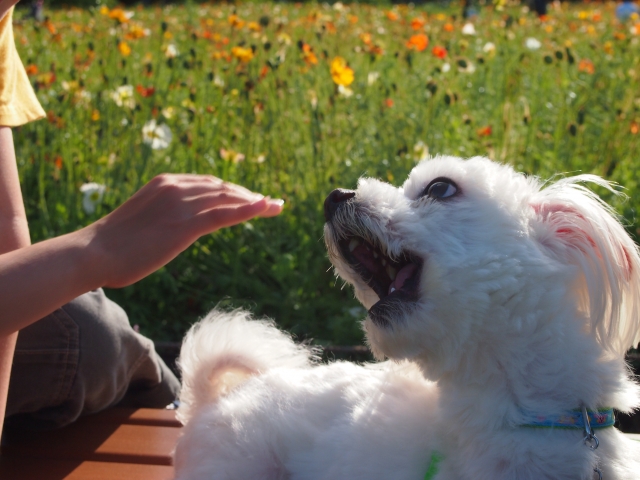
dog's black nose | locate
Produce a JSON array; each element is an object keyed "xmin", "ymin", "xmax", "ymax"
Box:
[{"xmin": 324, "ymin": 189, "xmax": 355, "ymax": 221}]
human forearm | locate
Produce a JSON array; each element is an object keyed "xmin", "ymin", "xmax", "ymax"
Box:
[{"xmin": 0, "ymin": 227, "xmax": 101, "ymax": 336}]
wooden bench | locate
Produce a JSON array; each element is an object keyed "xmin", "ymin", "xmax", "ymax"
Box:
[
  {"xmin": 0, "ymin": 406, "xmax": 637, "ymax": 479},
  {"xmin": 0, "ymin": 408, "xmax": 182, "ymax": 479}
]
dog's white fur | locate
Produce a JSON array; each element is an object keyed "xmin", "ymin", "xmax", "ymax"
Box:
[{"xmin": 174, "ymin": 156, "xmax": 640, "ymax": 479}]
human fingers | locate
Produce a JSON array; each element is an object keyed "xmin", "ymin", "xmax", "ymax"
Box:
[
  {"xmin": 192, "ymin": 197, "xmax": 272, "ymax": 233},
  {"xmin": 257, "ymin": 199, "xmax": 285, "ymax": 218}
]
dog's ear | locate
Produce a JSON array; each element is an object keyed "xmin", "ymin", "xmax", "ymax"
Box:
[{"xmin": 530, "ymin": 175, "xmax": 640, "ymax": 356}]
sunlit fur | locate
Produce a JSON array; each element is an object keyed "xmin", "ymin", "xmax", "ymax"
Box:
[{"xmin": 174, "ymin": 156, "xmax": 640, "ymax": 480}]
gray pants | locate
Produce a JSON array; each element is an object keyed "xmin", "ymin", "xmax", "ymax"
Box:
[{"xmin": 5, "ymin": 289, "xmax": 180, "ymax": 430}]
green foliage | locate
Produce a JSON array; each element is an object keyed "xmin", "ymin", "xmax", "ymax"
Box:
[{"xmin": 12, "ymin": 1, "xmax": 640, "ymax": 344}]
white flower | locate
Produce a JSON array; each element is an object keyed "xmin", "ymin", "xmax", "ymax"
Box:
[
  {"xmin": 110, "ymin": 85, "xmax": 135, "ymax": 109},
  {"xmin": 442, "ymin": 62, "xmax": 451, "ymax": 72},
  {"xmin": 161, "ymin": 106, "xmax": 175, "ymax": 119},
  {"xmin": 413, "ymin": 140, "xmax": 429, "ymax": 160},
  {"xmin": 483, "ymin": 42, "xmax": 496, "ymax": 54},
  {"xmin": 142, "ymin": 120, "xmax": 173, "ymax": 150},
  {"xmin": 461, "ymin": 23, "xmax": 476, "ymax": 35},
  {"xmin": 367, "ymin": 71, "xmax": 380, "ymax": 86},
  {"xmin": 525, "ymin": 37, "xmax": 542, "ymax": 50},
  {"xmin": 213, "ymin": 76, "xmax": 225, "ymax": 88},
  {"xmin": 80, "ymin": 183, "xmax": 106, "ymax": 214},
  {"xmin": 338, "ymin": 84, "xmax": 353, "ymax": 98},
  {"xmin": 164, "ymin": 44, "xmax": 178, "ymax": 59}
]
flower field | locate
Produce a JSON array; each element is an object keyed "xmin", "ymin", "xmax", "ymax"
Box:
[{"xmin": 12, "ymin": 1, "xmax": 640, "ymax": 345}]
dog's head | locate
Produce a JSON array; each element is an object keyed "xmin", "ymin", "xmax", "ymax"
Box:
[{"xmin": 324, "ymin": 156, "xmax": 640, "ymax": 378}]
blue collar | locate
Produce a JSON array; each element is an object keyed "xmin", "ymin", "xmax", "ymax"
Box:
[
  {"xmin": 424, "ymin": 407, "xmax": 614, "ymax": 479},
  {"xmin": 520, "ymin": 407, "xmax": 615, "ymax": 429}
]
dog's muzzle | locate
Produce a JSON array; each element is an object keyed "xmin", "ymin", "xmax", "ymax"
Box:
[{"xmin": 324, "ymin": 189, "xmax": 423, "ymax": 324}]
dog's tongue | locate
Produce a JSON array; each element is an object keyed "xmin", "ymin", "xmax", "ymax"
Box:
[{"xmin": 388, "ymin": 263, "xmax": 417, "ymax": 294}]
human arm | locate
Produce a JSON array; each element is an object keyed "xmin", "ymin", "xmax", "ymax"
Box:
[
  {"xmin": 0, "ymin": 125, "xmax": 31, "ymax": 440},
  {"xmin": 0, "ymin": 172, "xmax": 283, "ymax": 336}
]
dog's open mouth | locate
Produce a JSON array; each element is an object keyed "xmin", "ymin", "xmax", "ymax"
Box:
[{"xmin": 339, "ymin": 236, "xmax": 422, "ymax": 310}]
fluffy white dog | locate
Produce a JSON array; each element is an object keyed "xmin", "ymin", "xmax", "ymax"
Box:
[{"xmin": 174, "ymin": 156, "xmax": 640, "ymax": 480}]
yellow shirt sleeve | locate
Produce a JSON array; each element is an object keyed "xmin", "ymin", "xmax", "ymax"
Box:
[{"xmin": 0, "ymin": 7, "xmax": 45, "ymax": 127}]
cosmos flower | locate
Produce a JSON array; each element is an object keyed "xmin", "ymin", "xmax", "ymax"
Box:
[
  {"xmin": 432, "ymin": 46, "xmax": 447, "ymax": 59},
  {"xmin": 461, "ymin": 23, "xmax": 476, "ymax": 35},
  {"xmin": 164, "ymin": 44, "xmax": 178, "ymax": 58},
  {"xmin": 118, "ymin": 41, "xmax": 131, "ymax": 57},
  {"xmin": 406, "ymin": 33, "xmax": 429, "ymax": 52},
  {"xmin": 142, "ymin": 120, "xmax": 173, "ymax": 149},
  {"xmin": 525, "ymin": 37, "xmax": 542, "ymax": 50},
  {"xmin": 330, "ymin": 57, "xmax": 355, "ymax": 86},
  {"xmin": 219, "ymin": 148, "xmax": 245, "ymax": 163},
  {"xmin": 110, "ymin": 85, "xmax": 135, "ymax": 109},
  {"xmin": 80, "ymin": 183, "xmax": 106, "ymax": 214},
  {"xmin": 231, "ymin": 46, "xmax": 254, "ymax": 63}
]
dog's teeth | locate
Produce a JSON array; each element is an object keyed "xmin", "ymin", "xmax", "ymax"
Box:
[
  {"xmin": 386, "ymin": 265, "xmax": 397, "ymax": 280},
  {"xmin": 348, "ymin": 239, "xmax": 359, "ymax": 252}
]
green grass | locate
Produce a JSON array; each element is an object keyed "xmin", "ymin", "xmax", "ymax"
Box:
[{"xmin": 12, "ymin": 1, "xmax": 640, "ymax": 344}]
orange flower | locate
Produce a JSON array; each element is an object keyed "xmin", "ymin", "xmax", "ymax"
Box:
[
  {"xmin": 614, "ymin": 32, "xmax": 626, "ymax": 40},
  {"xmin": 410, "ymin": 17, "xmax": 426, "ymax": 30},
  {"xmin": 386, "ymin": 11, "xmax": 399, "ymax": 21},
  {"xmin": 431, "ymin": 46, "xmax": 447, "ymax": 59},
  {"xmin": 25, "ymin": 64, "xmax": 38, "ymax": 76},
  {"xmin": 248, "ymin": 21, "xmax": 261, "ymax": 32},
  {"xmin": 43, "ymin": 20, "xmax": 57, "ymax": 35},
  {"xmin": 301, "ymin": 43, "xmax": 318, "ymax": 66},
  {"xmin": 91, "ymin": 109, "xmax": 100, "ymax": 122},
  {"xmin": 228, "ymin": 14, "xmax": 245, "ymax": 29},
  {"xmin": 477, "ymin": 125, "xmax": 492, "ymax": 137},
  {"xmin": 631, "ymin": 122, "xmax": 639, "ymax": 135},
  {"xmin": 578, "ymin": 58, "xmax": 595, "ymax": 74},
  {"xmin": 348, "ymin": 15, "xmax": 358, "ymax": 24},
  {"xmin": 108, "ymin": 8, "xmax": 130, "ymax": 24},
  {"xmin": 384, "ymin": 98, "xmax": 394, "ymax": 108},
  {"xmin": 406, "ymin": 34, "xmax": 429, "ymax": 52},
  {"xmin": 360, "ymin": 33, "xmax": 372, "ymax": 45},
  {"xmin": 443, "ymin": 23, "xmax": 455, "ymax": 32},
  {"xmin": 118, "ymin": 41, "xmax": 131, "ymax": 57},
  {"xmin": 330, "ymin": 56, "xmax": 354, "ymax": 86},
  {"xmin": 53, "ymin": 155, "xmax": 63, "ymax": 170},
  {"xmin": 125, "ymin": 24, "xmax": 147, "ymax": 40},
  {"xmin": 260, "ymin": 65, "xmax": 269, "ymax": 79}
]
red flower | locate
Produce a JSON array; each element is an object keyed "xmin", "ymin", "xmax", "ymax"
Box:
[
  {"xmin": 477, "ymin": 125, "xmax": 492, "ymax": 137},
  {"xmin": 385, "ymin": 98, "xmax": 394, "ymax": 108},
  {"xmin": 431, "ymin": 46, "xmax": 447, "ymax": 59},
  {"xmin": 136, "ymin": 85, "xmax": 155, "ymax": 97}
]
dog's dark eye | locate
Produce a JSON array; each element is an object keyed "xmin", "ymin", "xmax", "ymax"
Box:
[{"xmin": 421, "ymin": 178, "xmax": 458, "ymax": 200}]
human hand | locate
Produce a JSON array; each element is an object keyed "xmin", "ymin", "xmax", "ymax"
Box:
[{"xmin": 84, "ymin": 174, "xmax": 283, "ymax": 289}]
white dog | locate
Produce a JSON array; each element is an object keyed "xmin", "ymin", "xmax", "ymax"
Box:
[{"xmin": 174, "ymin": 156, "xmax": 640, "ymax": 480}]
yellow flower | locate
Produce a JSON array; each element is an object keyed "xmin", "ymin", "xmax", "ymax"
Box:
[
  {"xmin": 330, "ymin": 57, "xmax": 354, "ymax": 86},
  {"xmin": 248, "ymin": 21, "xmax": 261, "ymax": 32},
  {"xmin": 91, "ymin": 109, "xmax": 100, "ymax": 121},
  {"xmin": 231, "ymin": 46, "xmax": 254, "ymax": 63},
  {"xmin": 118, "ymin": 41, "xmax": 131, "ymax": 57}
]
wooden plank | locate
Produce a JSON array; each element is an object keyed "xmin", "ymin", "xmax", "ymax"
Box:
[
  {"xmin": 0, "ymin": 456, "xmax": 174, "ymax": 480},
  {"xmin": 3, "ymin": 423, "xmax": 181, "ymax": 465},
  {"xmin": 79, "ymin": 408, "xmax": 182, "ymax": 427}
]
